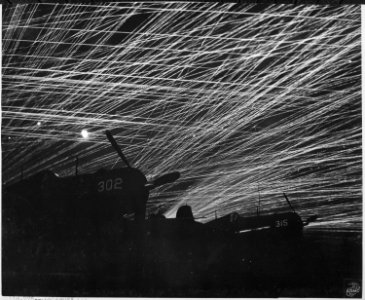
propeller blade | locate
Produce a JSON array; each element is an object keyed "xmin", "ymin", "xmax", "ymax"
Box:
[
  {"xmin": 283, "ymin": 193, "xmax": 296, "ymax": 213},
  {"xmin": 105, "ymin": 130, "xmax": 131, "ymax": 168},
  {"xmin": 145, "ymin": 171, "xmax": 180, "ymax": 189},
  {"xmin": 154, "ymin": 171, "xmax": 180, "ymax": 187},
  {"xmin": 304, "ymin": 215, "xmax": 318, "ymax": 225}
]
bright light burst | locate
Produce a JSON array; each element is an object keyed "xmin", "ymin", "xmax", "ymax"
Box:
[
  {"xmin": 81, "ymin": 129, "xmax": 89, "ymax": 139},
  {"xmin": 2, "ymin": 3, "xmax": 361, "ymax": 231}
]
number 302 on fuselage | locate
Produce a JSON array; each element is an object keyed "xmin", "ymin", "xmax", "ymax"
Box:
[
  {"xmin": 97, "ymin": 177, "xmax": 123, "ymax": 193},
  {"xmin": 91, "ymin": 167, "xmax": 148, "ymax": 217},
  {"xmin": 93, "ymin": 167, "xmax": 148, "ymax": 199}
]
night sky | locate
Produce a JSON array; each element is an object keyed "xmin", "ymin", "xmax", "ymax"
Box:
[{"xmin": 2, "ymin": 3, "xmax": 361, "ymax": 231}]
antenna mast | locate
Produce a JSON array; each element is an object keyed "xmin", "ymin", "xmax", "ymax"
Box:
[
  {"xmin": 75, "ymin": 156, "xmax": 79, "ymax": 176},
  {"xmin": 257, "ymin": 183, "xmax": 261, "ymax": 216}
]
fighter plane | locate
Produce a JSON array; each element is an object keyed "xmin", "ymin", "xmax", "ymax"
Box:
[{"xmin": 2, "ymin": 130, "xmax": 318, "ymax": 295}]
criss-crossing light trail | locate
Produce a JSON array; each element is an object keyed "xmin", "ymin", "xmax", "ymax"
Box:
[{"xmin": 2, "ymin": 3, "xmax": 361, "ymax": 231}]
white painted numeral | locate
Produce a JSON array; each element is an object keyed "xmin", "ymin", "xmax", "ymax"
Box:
[
  {"xmin": 105, "ymin": 179, "xmax": 113, "ymax": 191},
  {"xmin": 275, "ymin": 219, "xmax": 288, "ymax": 228},
  {"xmin": 114, "ymin": 177, "xmax": 123, "ymax": 189},
  {"xmin": 97, "ymin": 177, "xmax": 123, "ymax": 192},
  {"xmin": 97, "ymin": 181, "xmax": 104, "ymax": 192}
]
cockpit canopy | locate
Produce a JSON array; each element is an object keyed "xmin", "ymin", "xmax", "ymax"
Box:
[{"xmin": 176, "ymin": 205, "xmax": 194, "ymax": 220}]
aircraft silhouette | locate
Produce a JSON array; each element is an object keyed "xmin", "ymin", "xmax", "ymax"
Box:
[
  {"xmin": 4, "ymin": 130, "xmax": 316, "ymax": 235},
  {"xmin": 207, "ymin": 193, "xmax": 317, "ymax": 238},
  {"xmin": 3, "ymin": 130, "xmax": 319, "ymax": 295},
  {"xmin": 5, "ymin": 130, "xmax": 179, "ymax": 224}
]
